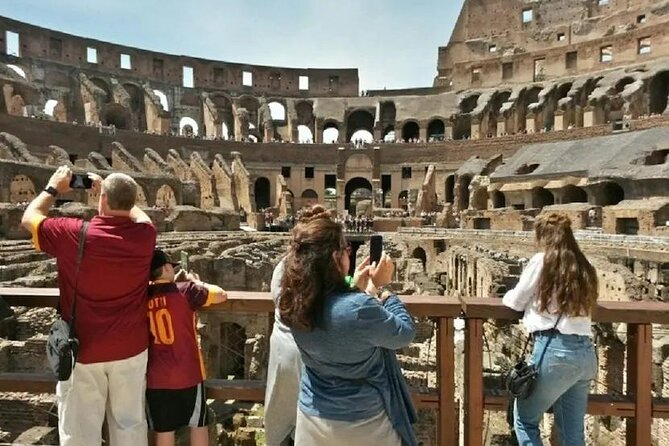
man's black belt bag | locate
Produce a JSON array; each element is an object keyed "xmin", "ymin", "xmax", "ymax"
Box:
[{"xmin": 46, "ymin": 221, "xmax": 89, "ymax": 381}]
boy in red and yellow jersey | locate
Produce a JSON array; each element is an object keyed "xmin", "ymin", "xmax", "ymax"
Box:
[{"xmin": 146, "ymin": 250, "xmax": 227, "ymax": 446}]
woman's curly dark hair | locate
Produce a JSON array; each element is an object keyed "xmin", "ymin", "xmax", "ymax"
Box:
[{"xmin": 279, "ymin": 205, "xmax": 349, "ymax": 331}]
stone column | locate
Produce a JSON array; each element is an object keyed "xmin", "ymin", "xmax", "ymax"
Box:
[
  {"xmin": 583, "ymin": 106, "xmax": 595, "ymax": 128},
  {"xmin": 554, "ymin": 110, "xmax": 566, "ymax": 131},
  {"xmin": 419, "ymin": 123, "xmax": 428, "ymax": 142},
  {"xmin": 336, "ymin": 178, "xmax": 345, "ymax": 214},
  {"xmin": 445, "ymin": 123, "xmax": 454, "ymax": 140},
  {"xmin": 470, "ymin": 118, "xmax": 481, "ymax": 140},
  {"xmin": 314, "ymin": 118, "xmax": 323, "ymax": 143},
  {"xmin": 371, "ymin": 178, "xmax": 381, "ymax": 209},
  {"xmin": 526, "ymin": 112, "xmax": 536, "ymax": 134},
  {"xmin": 496, "ymin": 119, "xmax": 506, "ymax": 137}
]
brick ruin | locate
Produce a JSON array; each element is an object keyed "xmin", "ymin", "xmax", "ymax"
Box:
[{"xmin": 0, "ymin": 1, "xmax": 668, "ymax": 444}]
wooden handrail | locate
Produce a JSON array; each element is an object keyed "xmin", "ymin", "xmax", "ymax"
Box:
[{"xmin": 4, "ymin": 287, "xmax": 668, "ymax": 322}]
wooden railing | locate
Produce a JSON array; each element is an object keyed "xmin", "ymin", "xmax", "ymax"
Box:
[{"xmin": 2, "ymin": 287, "xmax": 669, "ymax": 446}]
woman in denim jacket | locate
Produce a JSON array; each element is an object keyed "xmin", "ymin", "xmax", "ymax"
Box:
[
  {"xmin": 278, "ymin": 209, "xmax": 417, "ymax": 446},
  {"xmin": 503, "ymin": 213, "xmax": 598, "ymax": 446}
]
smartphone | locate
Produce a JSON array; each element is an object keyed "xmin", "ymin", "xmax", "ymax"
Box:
[
  {"xmin": 69, "ymin": 174, "xmax": 93, "ymax": 189},
  {"xmin": 370, "ymin": 235, "xmax": 383, "ymax": 265},
  {"xmin": 180, "ymin": 251, "xmax": 190, "ymax": 272}
]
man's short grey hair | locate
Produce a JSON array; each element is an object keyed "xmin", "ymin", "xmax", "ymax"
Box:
[{"xmin": 102, "ymin": 173, "xmax": 138, "ymax": 211}]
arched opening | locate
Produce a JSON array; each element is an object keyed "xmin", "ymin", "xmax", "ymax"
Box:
[
  {"xmin": 402, "ymin": 121, "xmax": 420, "ymax": 141},
  {"xmin": 44, "ymin": 99, "xmax": 58, "ymax": 117},
  {"xmin": 238, "ymin": 96, "xmax": 260, "ymax": 129},
  {"xmin": 649, "ymin": 71, "xmax": 669, "ymax": 115},
  {"xmin": 350, "ymin": 129, "xmax": 373, "ymax": 143},
  {"xmin": 614, "ymin": 77, "xmax": 634, "ymax": 94},
  {"xmin": 6, "ymin": 64, "xmax": 26, "ymax": 79},
  {"xmin": 491, "ymin": 190, "xmax": 506, "ymax": 208},
  {"xmin": 268, "ymin": 101, "xmax": 286, "ymax": 121},
  {"xmin": 561, "ymin": 185, "xmax": 588, "ymax": 203},
  {"xmin": 153, "ymin": 90, "xmax": 169, "ymax": 111},
  {"xmin": 298, "ymin": 125, "xmax": 314, "ymax": 143},
  {"xmin": 399, "ymin": 190, "xmax": 409, "ymax": 210},
  {"xmin": 295, "ymin": 101, "xmax": 314, "ymax": 136},
  {"xmin": 457, "ymin": 175, "xmax": 472, "ymax": 210},
  {"xmin": 324, "ymin": 187, "xmax": 337, "ymax": 210},
  {"xmin": 219, "ymin": 323, "xmax": 246, "ymax": 378},
  {"xmin": 254, "ymin": 177, "xmax": 271, "ymax": 210},
  {"xmin": 453, "ymin": 116, "xmax": 471, "ymax": 139},
  {"xmin": 488, "ymin": 91, "xmax": 512, "ymax": 136},
  {"xmin": 412, "ymin": 247, "xmax": 427, "ymax": 271},
  {"xmin": 300, "ymin": 189, "xmax": 319, "ymax": 208},
  {"xmin": 598, "ymin": 182, "xmax": 625, "ymax": 206},
  {"xmin": 155, "ymin": 184, "xmax": 177, "ymax": 209},
  {"xmin": 382, "ymin": 125, "xmax": 395, "ymax": 142},
  {"xmin": 103, "ymin": 103, "xmax": 129, "ymax": 129},
  {"xmin": 123, "ymin": 83, "xmax": 147, "ymax": 131},
  {"xmin": 179, "ymin": 117, "xmax": 199, "ymax": 136},
  {"xmin": 445, "ymin": 175, "xmax": 455, "ymax": 203},
  {"xmin": 460, "ymin": 95, "xmax": 480, "ymax": 114},
  {"xmin": 524, "ymin": 87, "xmax": 542, "ymax": 106},
  {"xmin": 10, "ymin": 175, "xmax": 36, "ymax": 203},
  {"xmin": 471, "ymin": 188, "xmax": 488, "ymax": 210},
  {"xmin": 427, "ymin": 119, "xmax": 445, "ymax": 140},
  {"xmin": 90, "ymin": 78, "xmax": 112, "ymax": 103},
  {"xmin": 323, "ymin": 122, "xmax": 339, "ymax": 143},
  {"xmin": 556, "ymin": 83, "xmax": 573, "ymax": 100},
  {"xmin": 345, "ymin": 177, "xmax": 373, "ymax": 213},
  {"xmin": 532, "ymin": 187, "xmax": 554, "ymax": 208},
  {"xmin": 346, "ymin": 109, "xmax": 375, "ymax": 141}
]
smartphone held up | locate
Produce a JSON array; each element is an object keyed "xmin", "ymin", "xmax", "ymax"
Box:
[
  {"xmin": 370, "ymin": 235, "xmax": 383, "ymax": 265},
  {"xmin": 69, "ymin": 174, "xmax": 93, "ymax": 189}
]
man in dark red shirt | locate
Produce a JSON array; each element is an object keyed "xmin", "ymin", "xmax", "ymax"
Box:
[
  {"xmin": 146, "ymin": 250, "xmax": 226, "ymax": 446},
  {"xmin": 21, "ymin": 165, "xmax": 156, "ymax": 446}
]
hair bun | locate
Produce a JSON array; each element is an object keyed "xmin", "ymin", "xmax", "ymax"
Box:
[{"xmin": 298, "ymin": 204, "xmax": 331, "ymax": 223}]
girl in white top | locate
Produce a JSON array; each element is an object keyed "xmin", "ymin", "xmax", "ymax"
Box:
[{"xmin": 503, "ymin": 213, "xmax": 598, "ymax": 446}]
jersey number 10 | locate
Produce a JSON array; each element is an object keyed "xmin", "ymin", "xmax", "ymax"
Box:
[{"xmin": 148, "ymin": 309, "xmax": 175, "ymax": 345}]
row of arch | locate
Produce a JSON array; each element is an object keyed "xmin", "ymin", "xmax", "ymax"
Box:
[
  {"xmin": 8, "ymin": 175, "xmax": 178, "ymax": 209},
  {"xmin": 445, "ymin": 175, "xmax": 626, "ymax": 211}
]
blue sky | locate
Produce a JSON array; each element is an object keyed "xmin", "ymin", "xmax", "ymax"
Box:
[{"xmin": 0, "ymin": 0, "xmax": 463, "ymax": 91}]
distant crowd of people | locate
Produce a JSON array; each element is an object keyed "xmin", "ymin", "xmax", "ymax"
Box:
[{"xmin": 334, "ymin": 214, "xmax": 374, "ymax": 232}]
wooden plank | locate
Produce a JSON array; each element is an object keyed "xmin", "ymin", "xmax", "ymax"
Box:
[
  {"xmin": 460, "ymin": 297, "xmax": 669, "ymax": 324},
  {"xmin": 204, "ymin": 379, "xmax": 266, "ymax": 401},
  {"xmin": 0, "ymin": 288, "xmax": 462, "ymax": 316},
  {"xmin": 626, "ymin": 323, "xmax": 652, "ymax": 446},
  {"xmin": 437, "ymin": 317, "xmax": 457, "ymax": 446},
  {"xmin": 0, "ymin": 372, "xmax": 439, "ymax": 409},
  {"xmin": 0, "ymin": 288, "xmax": 59, "ymax": 308},
  {"xmin": 484, "ymin": 393, "xmax": 636, "ymax": 417},
  {"xmin": 464, "ymin": 318, "xmax": 484, "ymax": 446},
  {"xmin": 0, "ymin": 373, "xmax": 56, "ymax": 393}
]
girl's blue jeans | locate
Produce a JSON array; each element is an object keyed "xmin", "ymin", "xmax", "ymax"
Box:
[{"xmin": 514, "ymin": 331, "xmax": 597, "ymax": 446}]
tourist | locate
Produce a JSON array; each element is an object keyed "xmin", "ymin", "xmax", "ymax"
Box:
[
  {"xmin": 146, "ymin": 250, "xmax": 227, "ymax": 446},
  {"xmin": 21, "ymin": 166, "xmax": 155, "ymax": 446},
  {"xmin": 279, "ymin": 210, "xmax": 418, "ymax": 446},
  {"xmin": 503, "ymin": 213, "xmax": 598, "ymax": 446},
  {"xmin": 263, "ymin": 245, "xmax": 304, "ymax": 446}
]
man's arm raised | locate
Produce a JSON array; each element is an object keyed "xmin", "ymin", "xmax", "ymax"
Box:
[{"xmin": 21, "ymin": 165, "xmax": 72, "ymax": 233}]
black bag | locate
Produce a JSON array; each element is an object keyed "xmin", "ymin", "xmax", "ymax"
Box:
[
  {"xmin": 505, "ymin": 314, "xmax": 562, "ymax": 399},
  {"xmin": 46, "ymin": 221, "xmax": 89, "ymax": 381}
]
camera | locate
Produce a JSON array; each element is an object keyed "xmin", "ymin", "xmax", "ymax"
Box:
[{"xmin": 69, "ymin": 174, "xmax": 93, "ymax": 189}]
